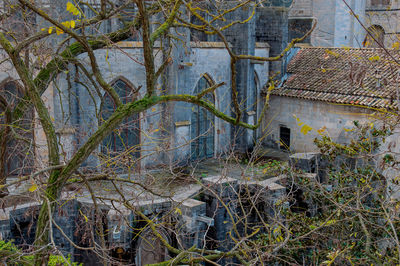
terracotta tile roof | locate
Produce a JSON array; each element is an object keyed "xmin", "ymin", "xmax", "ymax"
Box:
[{"xmin": 271, "ymin": 47, "xmax": 400, "ymax": 109}]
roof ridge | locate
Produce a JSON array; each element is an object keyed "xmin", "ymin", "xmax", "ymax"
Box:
[
  {"xmin": 296, "ymin": 46, "xmax": 392, "ymax": 50},
  {"xmin": 277, "ymin": 87, "xmax": 393, "ymax": 100}
]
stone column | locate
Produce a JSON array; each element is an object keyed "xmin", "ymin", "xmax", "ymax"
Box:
[
  {"xmin": 179, "ymin": 198, "xmax": 211, "ymax": 249},
  {"xmin": 202, "ymin": 176, "xmax": 238, "ymax": 263}
]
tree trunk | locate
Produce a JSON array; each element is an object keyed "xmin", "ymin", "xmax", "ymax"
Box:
[{"xmin": 0, "ymin": 97, "xmax": 11, "ymax": 197}]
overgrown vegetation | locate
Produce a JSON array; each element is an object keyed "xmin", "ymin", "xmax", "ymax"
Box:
[
  {"xmin": 257, "ymin": 120, "xmax": 400, "ymax": 265},
  {"xmin": 0, "ymin": 240, "xmax": 80, "ymax": 265}
]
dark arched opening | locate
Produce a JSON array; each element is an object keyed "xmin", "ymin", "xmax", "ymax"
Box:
[
  {"xmin": 0, "ymin": 80, "xmax": 34, "ymax": 179},
  {"xmin": 190, "ymin": 75, "xmax": 215, "ymax": 161},
  {"xmin": 100, "ymin": 79, "xmax": 140, "ymax": 170}
]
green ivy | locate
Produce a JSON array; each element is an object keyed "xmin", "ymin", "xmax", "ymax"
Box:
[{"xmin": 0, "ymin": 240, "xmax": 82, "ymax": 265}]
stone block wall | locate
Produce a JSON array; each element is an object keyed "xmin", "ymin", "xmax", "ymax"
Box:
[
  {"xmin": 289, "ymin": 0, "xmax": 313, "ymax": 17},
  {"xmin": 256, "ymin": 7, "xmax": 289, "ymax": 75},
  {"xmin": 263, "ymin": 96, "xmax": 373, "ymax": 153}
]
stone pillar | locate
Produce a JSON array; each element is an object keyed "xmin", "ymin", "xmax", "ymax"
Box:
[
  {"xmin": 223, "ymin": 4, "xmax": 256, "ymax": 152},
  {"xmin": 256, "ymin": 5, "xmax": 290, "ymax": 75},
  {"xmin": 179, "ymin": 198, "xmax": 212, "ymax": 249},
  {"xmin": 202, "ymin": 176, "xmax": 238, "ymax": 262},
  {"xmin": 237, "ymin": 178, "xmax": 286, "ymax": 236}
]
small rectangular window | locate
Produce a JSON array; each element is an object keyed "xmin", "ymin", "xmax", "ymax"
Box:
[{"xmin": 280, "ymin": 126, "xmax": 290, "ymax": 151}]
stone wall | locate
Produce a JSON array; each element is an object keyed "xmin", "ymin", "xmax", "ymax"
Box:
[
  {"xmin": 256, "ymin": 7, "xmax": 289, "ymax": 75},
  {"xmin": 262, "ymin": 96, "xmax": 373, "ymax": 152},
  {"xmin": 0, "ymin": 175, "xmax": 286, "ymax": 264},
  {"xmin": 289, "ymin": 0, "xmax": 313, "ymax": 17},
  {"xmin": 53, "ymin": 40, "xmax": 269, "ymax": 169},
  {"xmin": 289, "ymin": 0, "xmax": 367, "ymax": 48}
]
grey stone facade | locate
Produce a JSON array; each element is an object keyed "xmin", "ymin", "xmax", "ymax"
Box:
[{"xmin": 48, "ymin": 1, "xmax": 281, "ymax": 168}]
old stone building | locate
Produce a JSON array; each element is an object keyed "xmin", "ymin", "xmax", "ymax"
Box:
[
  {"xmin": 0, "ymin": 1, "xmax": 295, "ymax": 176},
  {"xmin": 0, "ymin": 1, "xmax": 290, "ymax": 264},
  {"xmin": 289, "ymin": 0, "xmax": 400, "ymax": 48},
  {"xmin": 3, "ymin": 0, "xmax": 400, "ymax": 264},
  {"xmin": 263, "ymin": 46, "xmax": 399, "ymax": 152}
]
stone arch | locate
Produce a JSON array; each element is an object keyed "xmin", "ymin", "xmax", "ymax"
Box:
[
  {"xmin": 363, "ymin": 25, "xmax": 385, "ymax": 48},
  {"xmin": 100, "ymin": 78, "xmax": 141, "ymax": 170},
  {"xmin": 190, "ymin": 74, "xmax": 216, "ymax": 160},
  {"xmin": 192, "ymin": 73, "xmax": 216, "ymax": 95},
  {"xmin": 108, "ymin": 76, "xmax": 137, "ymax": 93},
  {"xmin": 134, "ymin": 227, "xmax": 171, "ymax": 265}
]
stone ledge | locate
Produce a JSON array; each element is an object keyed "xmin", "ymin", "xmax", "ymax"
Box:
[{"xmin": 114, "ymin": 41, "xmax": 270, "ymax": 49}]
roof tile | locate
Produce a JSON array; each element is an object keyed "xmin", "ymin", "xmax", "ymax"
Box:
[{"xmin": 271, "ymin": 47, "xmax": 400, "ymax": 109}]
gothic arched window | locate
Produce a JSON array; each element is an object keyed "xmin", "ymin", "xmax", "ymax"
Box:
[
  {"xmin": 0, "ymin": 80, "xmax": 34, "ymax": 177},
  {"xmin": 100, "ymin": 79, "xmax": 140, "ymax": 162},
  {"xmin": 190, "ymin": 75, "xmax": 215, "ymax": 160},
  {"xmin": 363, "ymin": 25, "xmax": 385, "ymax": 48}
]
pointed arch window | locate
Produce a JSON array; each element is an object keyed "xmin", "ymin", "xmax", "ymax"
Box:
[
  {"xmin": 190, "ymin": 75, "xmax": 215, "ymax": 160},
  {"xmin": 0, "ymin": 80, "xmax": 34, "ymax": 177},
  {"xmin": 100, "ymin": 79, "xmax": 140, "ymax": 160},
  {"xmin": 363, "ymin": 25, "xmax": 385, "ymax": 48}
]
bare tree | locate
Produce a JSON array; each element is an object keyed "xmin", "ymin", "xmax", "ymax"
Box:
[{"xmin": 0, "ymin": 0, "xmax": 314, "ymax": 264}]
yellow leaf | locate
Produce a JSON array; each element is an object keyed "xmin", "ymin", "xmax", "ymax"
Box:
[
  {"xmin": 79, "ymin": 210, "xmax": 88, "ymax": 222},
  {"xmin": 368, "ymin": 55, "xmax": 380, "ymax": 61},
  {"xmin": 344, "ymin": 128, "xmax": 355, "ymax": 132},
  {"xmin": 154, "ymin": 128, "xmax": 159, "ymax": 132},
  {"xmin": 66, "ymin": 1, "xmax": 81, "ymax": 17},
  {"xmin": 29, "ymin": 184, "xmax": 38, "ymax": 192},
  {"xmin": 62, "ymin": 21, "xmax": 71, "ymax": 28},
  {"xmin": 56, "ymin": 27, "xmax": 64, "ymax": 35},
  {"xmin": 321, "ymin": 68, "xmax": 326, "ymax": 73},
  {"xmin": 317, "ymin": 126, "xmax": 326, "ymax": 134},
  {"xmin": 326, "ymin": 219, "xmax": 336, "ymax": 225},
  {"xmin": 66, "ymin": 1, "xmax": 73, "ymax": 12},
  {"xmin": 301, "ymin": 124, "xmax": 313, "ymax": 135},
  {"xmin": 174, "ymin": 208, "xmax": 182, "ymax": 215},
  {"xmin": 41, "ymin": 28, "xmax": 46, "ymax": 31},
  {"xmin": 392, "ymin": 42, "xmax": 400, "ymax": 49},
  {"xmin": 71, "ymin": 20, "xmax": 76, "ymax": 28},
  {"xmin": 48, "ymin": 27, "xmax": 53, "ymax": 34},
  {"xmin": 151, "ymin": 107, "xmax": 156, "ymax": 112},
  {"xmin": 325, "ymin": 49, "xmax": 340, "ymax": 58}
]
